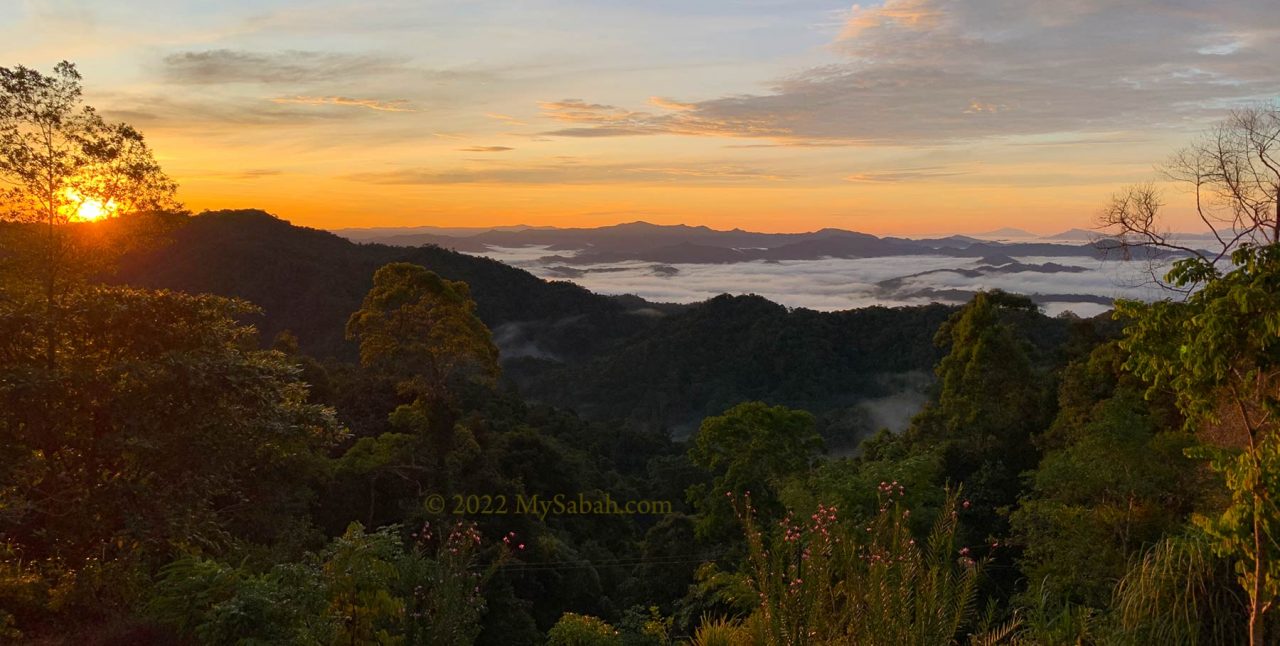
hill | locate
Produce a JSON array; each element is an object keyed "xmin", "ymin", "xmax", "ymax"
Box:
[
  {"xmin": 114, "ymin": 210, "xmax": 1096, "ymax": 436},
  {"xmin": 114, "ymin": 210, "xmax": 664, "ymax": 361}
]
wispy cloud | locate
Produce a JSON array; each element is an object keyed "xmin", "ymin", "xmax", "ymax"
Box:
[
  {"xmin": 539, "ymin": 98, "xmax": 793, "ymax": 139},
  {"xmin": 845, "ymin": 167, "xmax": 969, "ymax": 182},
  {"xmin": 271, "ymin": 95, "xmax": 416, "ymax": 112},
  {"xmin": 648, "ymin": 96, "xmax": 697, "ymax": 111},
  {"xmin": 346, "ymin": 161, "xmax": 786, "ymax": 185},
  {"xmin": 457, "ymin": 145, "xmax": 515, "ymax": 152},
  {"xmin": 228, "ymin": 168, "xmax": 283, "ymax": 180},
  {"xmin": 160, "ymin": 49, "xmax": 405, "ymax": 84},
  {"xmin": 184, "ymin": 168, "xmax": 285, "ymax": 181},
  {"xmin": 484, "ymin": 113, "xmax": 527, "ymax": 126},
  {"xmin": 100, "ymin": 93, "xmax": 377, "ymax": 127}
]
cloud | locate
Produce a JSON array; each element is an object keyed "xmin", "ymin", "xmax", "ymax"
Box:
[
  {"xmin": 227, "ymin": 169, "xmax": 283, "ymax": 180},
  {"xmin": 345, "ymin": 161, "xmax": 786, "ymax": 185},
  {"xmin": 476, "ymin": 247, "xmax": 1167, "ymax": 317},
  {"xmin": 100, "ymin": 93, "xmax": 372, "ymax": 127},
  {"xmin": 160, "ymin": 49, "xmax": 404, "ymax": 85},
  {"xmin": 840, "ymin": 0, "xmax": 946, "ymax": 39},
  {"xmin": 456, "ymin": 145, "xmax": 515, "ymax": 152},
  {"xmin": 844, "ymin": 166, "xmax": 969, "ymax": 182},
  {"xmin": 538, "ymin": 98, "xmax": 793, "ymax": 139},
  {"xmin": 484, "ymin": 113, "xmax": 527, "ymax": 125},
  {"xmin": 649, "ymin": 96, "xmax": 697, "ymax": 111},
  {"xmin": 271, "ymin": 95, "xmax": 415, "ymax": 112},
  {"xmin": 542, "ymin": 0, "xmax": 1280, "ymax": 143}
]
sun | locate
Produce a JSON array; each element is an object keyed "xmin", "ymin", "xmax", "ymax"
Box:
[{"xmin": 63, "ymin": 187, "xmax": 118, "ymax": 222}]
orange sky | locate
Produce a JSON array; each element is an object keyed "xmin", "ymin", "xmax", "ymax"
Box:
[{"xmin": 7, "ymin": 0, "xmax": 1275, "ymax": 235}]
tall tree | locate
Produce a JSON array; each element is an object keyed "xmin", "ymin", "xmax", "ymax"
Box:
[
  {"xmin": 346, "ymin": 262, "xmax": 500, "ymax": 407},
  {"xmin": 0, "ymin": 61, "xmax": 179, "ymax": 365},
  {"xmin": 1119, "ymin": 243, "xmax": 1280, "ymax": 645},
  {"xmin": 905, "ymin": 290, "xmax": 1048, "ymax": 554},
  {"xmin": 340, "ymin": 263, "xmax": 500, "ymax": 520},
  {"xmin": 687, "ymin": 402, "xmax": 822, "ymax": 540}
]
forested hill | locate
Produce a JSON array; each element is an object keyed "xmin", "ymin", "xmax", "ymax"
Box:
[
  {"xmin": 115, "ymin": 209, "xmax": 1095, "ymax": 437},
  {"xmin": 114, "ymin": 210, "xmax": 661, "ymax": 361},
  {"xmin": 514, "ymin": 292, "xmax": 1095, "ymax": 435}
]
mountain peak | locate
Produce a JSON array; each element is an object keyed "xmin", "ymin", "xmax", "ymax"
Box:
[{"xmin": 974, "ymin": 226, "xmax": 1038, "ymax": 238}]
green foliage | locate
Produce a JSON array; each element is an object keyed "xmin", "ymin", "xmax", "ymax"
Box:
[
  {"xmin": 915, "ymin": 290, "xmax": 1046, "ymax": 473},
  {"xmin": 0, "ymin": 284, "xmax": 342, "ymax": 634},
  {"xmin": 617, "ymin": 605, "xmax": 672, "ymax": 646},
  {"xmin": 150, "ymin": 557, "xmax": 334, "ymax": 645},
  {"xmin": 1011, "ymin": 578, "xmax": 1100, "ymax": 645},
  {"xmin": 900, "ymin": 290, "xmax": 1053, "ymax": 584},
  {"xmin": 687, "ymin": 402, "xmax": 822, "ymax": 541},
  {"xmin": 347, "ymin": 262, "xmax": 500, "ymax": 403},
  {"xmin": 151, "ymin": 521, "xmax": 492, "ymax": 645},
  {"xmin": 1119, "ymin": 245, "xmax": 1280, "ymax": 434},
  {"xmin": 1186, "ymin": 435, "xmax": 1280, "ymax": 630},
  {"xmin": 1119, "ymin": 244, "xmax": 1280, "ymax": 643},
  {"xmin": 524, "ymin": 295, "xmax": 957, "ymax": 434},
  {"xmin": 1011, "ymin": 349, "xmax": 1200, "ymax": 609},
  {"xmin": 547, "ymin": 612, "xmax": 623, "ymax": 646}
]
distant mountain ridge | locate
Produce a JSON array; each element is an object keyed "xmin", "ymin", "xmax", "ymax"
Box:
[
  {"xmin": 334, "ymin": 220, "xmax": 1181, "ymax": 265},
  {"xmin": 973, "ymin": 226, "xmax": 1039, "ymax": 238}
]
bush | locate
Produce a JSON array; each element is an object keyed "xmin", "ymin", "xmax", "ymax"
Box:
[{"xmin": 547, "ymin": 612, "xmax": 622, "ymax": 646}]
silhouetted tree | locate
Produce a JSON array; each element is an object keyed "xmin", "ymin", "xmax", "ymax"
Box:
[
  {"xmin": 0, "ymin": 61, "xmax": 179, "ymax": 366},
  {"xmin": 1100, "ymin": 105, "xmax": 1280, "ymax": 282}
]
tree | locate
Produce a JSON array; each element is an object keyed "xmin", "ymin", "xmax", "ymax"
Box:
[
  {"xmin": 907, "ymin": 291, "xmax": 1046, "ymax": 538},
  {"xmin": 0, "ymin": 285, "xmax": 343, "ymax": 634},
  {"xmin": 1010, "ymin": 343, "xmax": 1199, "ymax": 611},
  {"xmin": 1100, "ymin": 105, "xmax": 1280, "ymax": 278},
  {"xmin": 1118, "ymin": 243, "xmax": 1280, "ymax": 645},
  {"xmin": 925, "ymin": 291, "xmax": 1043, "ymax": 457},
  {"xmin": 0, "ymin": 61, "xmax": 177, "ymax": 227},
  {"xmin": 346, "ymin": 262, "xmax": 500, "ymax": 407},
  {"xmin": 687, "ymin": 402, "xmax": 822, "ymax": 541},
  {"xmin": 150, "ymin": 521, "xmax": 494, "ymax": 645},
  {"xmin": 0, "ymin": 61, "xmax": 179, "ymax": 365}
]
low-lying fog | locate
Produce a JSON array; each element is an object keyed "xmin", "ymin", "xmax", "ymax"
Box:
[{"xmin": 472, "ymin": 245, "xmax": 1169, "ymax": 317}]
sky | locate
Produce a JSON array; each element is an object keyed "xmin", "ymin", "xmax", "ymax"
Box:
[{"xmin": 4, "ymin": 0, "xmax": 1279, "ymax": 234}]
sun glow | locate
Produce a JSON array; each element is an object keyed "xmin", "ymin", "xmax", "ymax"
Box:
[{"xmin": 63, "ymin": 187, "xmax": 118, "ymax": 222}]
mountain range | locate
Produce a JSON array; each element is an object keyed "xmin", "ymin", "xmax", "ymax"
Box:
[{"xmin": 332, "ymin": 221, "xmax": 1179, "ymax": 265}]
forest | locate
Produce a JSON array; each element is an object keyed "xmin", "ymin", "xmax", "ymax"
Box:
[{"xmin": 3, "ymin": 64, "xmax": 1280, "ymax": 646}]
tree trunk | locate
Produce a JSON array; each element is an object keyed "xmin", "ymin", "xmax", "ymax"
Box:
[
  {"xmin": 1251, "ymin": 494, "xmax": 1264, "ymax": 646},
  {"xmin": 44, "ymin": 205, "xmax": 57, "ymax": 370}
]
